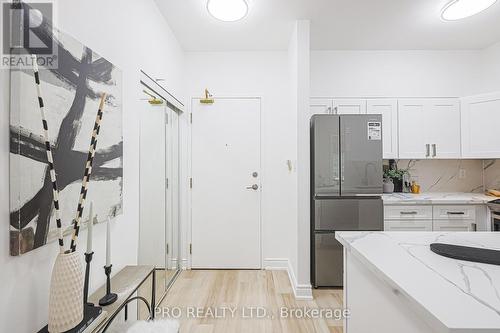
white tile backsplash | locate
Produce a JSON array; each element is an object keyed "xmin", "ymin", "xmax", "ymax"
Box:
[{"xmin": 484, "ymin": 159, "xmax": 500, "ymax": 190}]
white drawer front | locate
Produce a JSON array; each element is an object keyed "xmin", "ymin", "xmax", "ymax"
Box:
[
  {"xmin": 384, "ymin": 205, "xmax": 433, "ymax": 220},
  {"xmin": 384, "ymin": 220, "xmax": 433, "ymax": 231},
  {"xmin": 433, "ymin": 219, "xmax": 476, "ymax": 232},
  {"xmin": 432, "ymin": 205, "xmax": 475, "ymax": 220}
]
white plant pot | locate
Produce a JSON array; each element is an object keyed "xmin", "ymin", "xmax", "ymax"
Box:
[
  {"xmin": 48, "ymin": 251, "xmax": 84, "ymax": 332},
  {"xmin": 383, "ymin": 180, "xmax": 395, "ymax": 194}
]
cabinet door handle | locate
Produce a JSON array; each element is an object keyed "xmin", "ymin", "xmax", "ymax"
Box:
[
  {"xmin": 446, "ymin": 211, "xmax": 465, "ymax": 215},
  {"xmin": 400, "ymin": 211, "xmax": 418, "ymax": 215},
  {"xmin": 426, "ymin": 144, "xmax": 430, "ymax": 157},
  {"xmin": 471, "ymin": 223, "xmax": 477, "ymax": 232},
  {"xmin": 432, "ymin": 144, "xmax": 437, "ymax": 157},
  {"xmin": 327, "ymin": 107, "xmax": 332, "ymax": 114},
  {"xmin": 333, "ymin": 106, "xmax": 338, "ymax": 114}
]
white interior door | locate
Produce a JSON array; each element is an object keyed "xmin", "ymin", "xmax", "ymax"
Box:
[{"xmin": 191, "ymin": 98, "xmax": 261, "ymax": 269}]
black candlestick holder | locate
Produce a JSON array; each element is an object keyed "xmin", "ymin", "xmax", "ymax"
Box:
[
  {"xmin": 99, "ymin": 264, "xmax": 117, "ymax": 306},
  {"xmin": 83, "ymin": 252, "xmax": 94, "ymax": 306}
]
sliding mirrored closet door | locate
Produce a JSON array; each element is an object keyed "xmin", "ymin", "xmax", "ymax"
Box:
[
  {"xmin": 166, "ymin": 108, "xmax": 180, "ymax": 278},
  {"xmin": 138, "ymin": 78, "xmax": 181, "ymax": 307}
]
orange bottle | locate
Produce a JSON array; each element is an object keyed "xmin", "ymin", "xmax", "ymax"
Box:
[{"xmin": 411, "ymin": 181, "xmax": 421, "ymax": 194}]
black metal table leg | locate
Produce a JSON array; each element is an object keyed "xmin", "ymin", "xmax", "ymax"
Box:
[{"xmin": 151, "ymin": 269, "xmax": 156, "ymax": 320}]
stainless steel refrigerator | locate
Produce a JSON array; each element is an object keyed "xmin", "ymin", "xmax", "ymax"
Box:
[{"xmin": 311, "ymin": 114, "xmax": 384, "ymax": 287}]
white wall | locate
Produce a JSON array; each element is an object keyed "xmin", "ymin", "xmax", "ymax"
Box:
[
  {"xmin": 287, "ymin": 24, "xmax": 299, "ymax": 290},
  {"xmin": 311, "ymin": 50, "xmax": 485, "ymax": 98},
  {"xmin": 0, "ymin": 1, "xmax": 185, "ymax": 332},
  {"xmin": 289, "ymin": 21, "xmax": 312, "ymax": 299},
  {"xmin": 183, "ymin": 51, "xmax": 297, "ymax": 270},
  {"xmin": 481, "ymin": 42, "xmax": 500, "ymax": 93}
]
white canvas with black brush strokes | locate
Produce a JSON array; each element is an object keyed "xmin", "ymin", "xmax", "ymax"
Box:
[{"xmin": 9, "ymin": 26, "xmax": 123, "ymax": 256}]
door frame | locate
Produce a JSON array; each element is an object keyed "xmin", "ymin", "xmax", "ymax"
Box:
[{"xmin": 187, "ymin": 96, "xmax": 263, "ymax": 269}]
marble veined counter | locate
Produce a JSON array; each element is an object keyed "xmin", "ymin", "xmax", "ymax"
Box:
[
  {"xmin": 382, "ymin": 192, "xmax": 495, "ymax": 205},
  {"xmin": 336, "ymin": 231, "xmax": 500, "ymax": 333}
]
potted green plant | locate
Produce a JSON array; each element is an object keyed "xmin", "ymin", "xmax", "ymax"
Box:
[{"xmin": 384, "ymin": 169, "xmax": 409, "ymax": 193}]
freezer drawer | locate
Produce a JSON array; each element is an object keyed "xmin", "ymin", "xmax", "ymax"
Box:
[
  {"xmin": 314, "ymin": 233, "xmax": 343, "ymax": 287},
  {"xmin": 314, "ymin": 198, "xmax": 383, "ymax": 231}
]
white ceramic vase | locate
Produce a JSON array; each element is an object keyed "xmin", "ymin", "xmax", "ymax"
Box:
[
  {"xmin": 48, "ymin": 251, "xmax": 84, "ymax": 332},
  {"xmin": 383, "ymin": 179, "xmax": 395, "ymax": 193}
]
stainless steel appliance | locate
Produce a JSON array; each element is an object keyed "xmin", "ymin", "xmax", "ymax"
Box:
[
  {"xmin": 487, "ymin": 199, "xmax": 500, "ymax": 231},
  {"xmin": 311, "ymin": 114, "xmax": 384, "ymax": 287}
]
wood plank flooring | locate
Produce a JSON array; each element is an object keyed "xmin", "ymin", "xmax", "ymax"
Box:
[
  {"xmin": 158, "ymin": 270, "xmax": 344, "ymax": 333},
  {"xmin": 137, "ymin": 269, "xmax": 178, "ymax": 319}
]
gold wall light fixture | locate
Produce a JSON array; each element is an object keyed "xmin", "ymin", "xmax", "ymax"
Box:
[
  {"xmin": 200, "ymin": 89, "xmax": 214, "ymax": 104},
  {"xmin": 143, "ymin": 89, "xmax": 164, "ymax": 105}
]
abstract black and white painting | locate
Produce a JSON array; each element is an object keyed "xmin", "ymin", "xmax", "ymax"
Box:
[{"xmin": 9, "ymin": 18, "xmax": 123, "ymax": 256}]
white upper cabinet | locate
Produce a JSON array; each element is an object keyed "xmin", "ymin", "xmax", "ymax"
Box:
[
  {"xmin": 461, "ymin": 92, "xmax": 500, "ymax": 158},
  {"xmin": 310, "ymin": 98, "xmax": 367, "ymax": 115},
  {"xmin": 333, "ymin": 99, "xmax": 367, "ymax": 114},
  {"xmin": 367, "ymin": 99, "xmax": 398, "ymax": 159},
  {"xmin": 310, "ymin": 98, "xmax": 333, "ymax": 117},
  {"xmin": 426, "ymin": 99, "xmax": 461, "ymax": 159},
  {"xmin": 398, "ymin": 99, "xmax": 428, "ymax": 159},
  {"xmin": 398, "ymin": 98, "xmax": 461, "ymax": 159},
  {"xmin": 310, "ymin": 96, "xmax": 467, "ymax": 159}
]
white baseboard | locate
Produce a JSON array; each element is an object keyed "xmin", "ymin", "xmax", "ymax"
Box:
[
  {"xmin": 170, "ymin": 258, "xmax": 189, "ymax": 270},
  {"xmin": 264, "ymin": 258, "xmax": 313, "ymax": 299},
  {"xmin": 263, "ymin": 258, "xmax": 289, "ymax": 270},
  {"xmin": 286, "ymin": 260, "xmax": 313, "ymax": 300}
]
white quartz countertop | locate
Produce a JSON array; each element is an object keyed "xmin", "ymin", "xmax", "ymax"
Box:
[
  {"xmin": 336, "ymin": 231, "xmax": 500, "ymax": 333},
  {"xmin": 382, "ymin": 192, "xmax": 496, "ymax": 205}
]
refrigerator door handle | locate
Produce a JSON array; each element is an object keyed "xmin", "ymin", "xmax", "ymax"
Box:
[{"xmin": 352, "ymin": 194, "xmax": 383, "ymax": 198}]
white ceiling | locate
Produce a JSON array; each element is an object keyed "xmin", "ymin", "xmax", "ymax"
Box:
[{"xmin": 155, "ymin": 0, "xmax": 500, "ymax": 51}]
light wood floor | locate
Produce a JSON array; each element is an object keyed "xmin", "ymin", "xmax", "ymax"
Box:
[
  {"xmin": 137, "ymin": 269, "xmax": 178, "ymax": 319},
  {"xmin": 158, "ymin": 270, "xmax": 344, "ymax": 333}
]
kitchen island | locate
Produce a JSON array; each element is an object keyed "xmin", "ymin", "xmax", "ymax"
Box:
[{"xmin": 335, "ymin": 232, "xmax": 500, "ymax": 333}]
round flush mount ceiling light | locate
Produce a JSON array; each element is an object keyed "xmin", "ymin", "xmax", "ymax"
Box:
[
  {"xmin": 441, "ymin": 0, "xmax": 497, "ymax": 21},
  {"xmin": 207, "ymin": 0, "xmax": 249, "ymax": 22}
]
